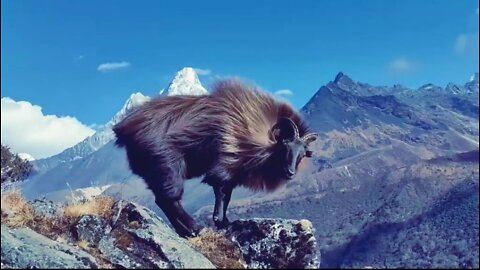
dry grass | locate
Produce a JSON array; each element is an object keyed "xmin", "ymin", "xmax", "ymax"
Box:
[
  {"xmin": 1, "ymin": 191, "xmax": 36, "ymax": 227},
  {"xmin": 78, "ymin": 239, "xmax": 91, "ymax": 251},
  {"xmin": 63, "ymin": 196, "xmax": 115, "ymax": 220},
  {"xmin": 1, "ymin": 191, "xmax": 118, "ymax": 268},
  {"xmin": 190, "ymin": 229, "xmax": 246, "ymax": 269}
]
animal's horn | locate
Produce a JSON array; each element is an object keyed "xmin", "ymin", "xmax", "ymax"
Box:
[
  {"xmin": 302, "ymin": 133, "xmax": 318, "ymax": 144},
  {"xmin": 290, "ymin": 119, "xmax": 300, "ymax": 139},
  {"xmin": 271, "ymin": 117, "xmax": 299, "ymax": 141}
]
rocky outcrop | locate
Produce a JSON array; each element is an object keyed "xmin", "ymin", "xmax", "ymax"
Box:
[
  {"xmin": 97, "ymin": 201, "xmax": 215, "ymax": 269},
  {"xmin": 225, "ymin": 218, "xmax": 320, "ymax": 269},
  {"xmin": 1, "ymin": 225, "xmax": 97, "ymax": 269},
  {"xmin": 75, "ymin": 215, "xmax": 111, "ymax": 245},
  {"xmin": 1, "ymin": 197, "xmax": 321, "ymax": 269}
]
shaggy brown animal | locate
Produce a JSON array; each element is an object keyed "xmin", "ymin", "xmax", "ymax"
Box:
[{"xmin": 113, "ymin": 79, "xmax": 317, "ymax": 237}]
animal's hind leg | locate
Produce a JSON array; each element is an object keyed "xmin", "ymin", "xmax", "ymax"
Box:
[
  {"xmin": 155, "ymin": 199, "xmax": 203, "ymax": 238},
  {"xmin": 213, "ymin": 184, "xmax": 233, "ymax": 229},
  {"xmin": 203, "ymin": 173, "xmax": 234, "ymax": 229},
  {"xmin": 148, "ymin": 164, "xmax": 202, "ymax": 238}
]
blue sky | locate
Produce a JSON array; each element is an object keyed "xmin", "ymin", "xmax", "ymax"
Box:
[{"xmin": 1, "ymin": 0, "xmax": 479, "ymax": 157}]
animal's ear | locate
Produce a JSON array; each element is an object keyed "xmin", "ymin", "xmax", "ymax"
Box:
[
  {"xmin": 302, "ymin": 133, "xmax": 318, "ymax": 145},
  {"xmin": 271, "ymin": 117, "xmax": 299, "ymax": 142}
]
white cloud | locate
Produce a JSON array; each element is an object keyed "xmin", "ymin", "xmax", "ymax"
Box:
[
  {"xmin": 454, "ymin": 33, "xmax": 479, "ymax": 55},
  {"xmin": 97, "ymin": 61, "xmax": 131, "ymax": 72},
  {"xmin": 74, "ymin": 55, "xmax": 85, "ymax": 62},
  {"xmin": 194, "ymin": 68, "xmax": 212, "ymax": 76},
  {"xmin": 388, "ymin": 57, "xmax": 421, "ymax": 74},
  {"xmin": 274, "ymin": 89, "xmax": 294, "ymax": 96},
  {"xmin": 1, "ymin": 98, "xmax": 95, "ymax": 159}
]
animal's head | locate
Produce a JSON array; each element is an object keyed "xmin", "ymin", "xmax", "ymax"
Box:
[{"xmin": 271, "ymin": 117, "xmax": 318, "ymax": 180}]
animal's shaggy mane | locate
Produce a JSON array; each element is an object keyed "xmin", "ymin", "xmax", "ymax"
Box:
[{"xmin": 209, "ymin": 79, "xmax": 310, "ymax": 191}]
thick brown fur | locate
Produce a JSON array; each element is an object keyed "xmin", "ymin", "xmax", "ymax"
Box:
[{"xmin": 114, "ymin": 79, "xmax": 309, "ymax": 197}]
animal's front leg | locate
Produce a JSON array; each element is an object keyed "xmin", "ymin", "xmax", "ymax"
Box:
[{"xmin": 213, "ymin": 184, "xmax": 233, "ymax": 229}]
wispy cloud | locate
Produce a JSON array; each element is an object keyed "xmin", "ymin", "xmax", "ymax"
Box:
[
  {"xmin": 388, "ymin": 57, "xmax": 421, "ymax": 74},
  {"xmin": 274, "ymin": 89, "xmax": 294, "ymax": 96},
  {"xmin": 97, "ymin": 61, "xmax": 131, "ymax": 72},
  {"xmin": 194, "ymin": 68, "xmax": 212, "ymax": 76},
  {"xmin": 74, "ymin": 55, "xmax": 85, "ymax": 62},
  {"xmin": 1, "ymin": 97, "xmax": 95, "ymax": 159},
  {"xmin": 454, "ymin": 33, "xmax": 479, "ymax": 55}
]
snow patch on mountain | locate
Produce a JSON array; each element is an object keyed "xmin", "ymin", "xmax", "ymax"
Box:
[
  {"xmin": 69, "ymin": 184, "xmax": 112, "ymax": 202},
  {"xmin": 108, "ymin": 92, "xmax": 151, "ymax": 127},
  {"xmin": 163, "ymin": 67, "xmax": 208, "ymax": 96},
  {"xmin": 18, "ymin": 153, "xmax": 35, "ymax": 161}
]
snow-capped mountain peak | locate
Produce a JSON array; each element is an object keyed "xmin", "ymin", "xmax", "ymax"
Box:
[
  {"xmin": 164, "ymin": 67, "xmax": 209, "ymax": 96},
  {"xmin": 108, "ymin": 92, "xmax": 151, "ymax": 126}
]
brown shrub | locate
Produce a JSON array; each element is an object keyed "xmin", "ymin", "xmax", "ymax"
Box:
[
  {"xmin": 63, "ymin": 196, "xmax": 115, "ymax": 221},
  {"xmin": 189, "ymin": 229, "xmax": 245, "ymax": 269},
  {"xmin": 1, "ymin": 191, "xmax": 117, "ymax": 268},
  {"xmin": 1, "ymin": 191, "xmax": 35, "ymax": 227}
]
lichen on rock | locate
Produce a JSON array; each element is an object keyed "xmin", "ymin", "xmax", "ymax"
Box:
[{"xmin": 224, "ymin": 218, "xmax": 320, "ymax": 269}]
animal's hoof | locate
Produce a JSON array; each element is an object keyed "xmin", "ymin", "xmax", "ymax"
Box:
[
  {"xmin": 175, "ymin": 224, "xmax": 203, "ymax": 238},
  {"xmin": 192, "ymin": 224, "xmax": 205, "ymax": 236},
  {"xmin": 214, "ymin": 217, "xmax": 230, "ymax": 229}
]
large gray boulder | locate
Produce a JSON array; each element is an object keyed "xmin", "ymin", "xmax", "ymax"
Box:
[
  {"xmin": 1, "ymin": 225, "xmax": 97, "ymax": 269},
  {"xmin": 98, "ymin": 201, "xmax": 215, "ymax": 269}
]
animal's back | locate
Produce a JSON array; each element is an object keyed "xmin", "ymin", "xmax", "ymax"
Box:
[
  {"xmin": 113, "ymin": 94, "xmax": 222, "ymax": 179},
  {"xmin": 114, "ymin": 95, "xmax": 214, "ymax": 147}
]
